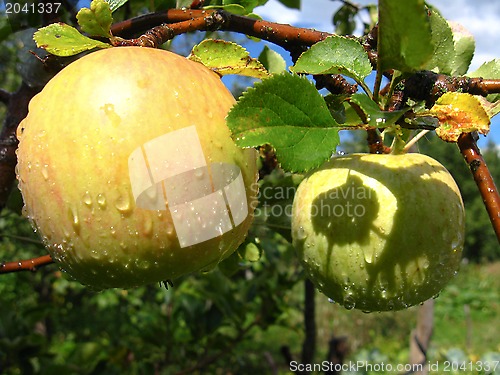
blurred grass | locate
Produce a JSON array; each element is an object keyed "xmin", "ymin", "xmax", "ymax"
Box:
[{"xmin": 257, "ymin": 260, "xmax": 499, "ymax": 373}]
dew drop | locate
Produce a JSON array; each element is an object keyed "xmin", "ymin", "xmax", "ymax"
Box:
[
  {"xmin": 194, "ymin": 168, "xmax": 204, "ymax": 179},
  {"xmin": 115, "ymin": 195, "xmax": 132, "ymax": 214},
  {"xmin": 387, "ymin": 300, "xmax": 395, "ymax": 310},
  {"xmin": 82, "ymin": 192, "xmax": 92, "ymax": 206},
  {"xmin": 142, "ymin": 216, "xmax": 153, "ymax": 237},
  {"xmin": 68, "ymin": 207, "xmax": 80, "ymax": 233},
  {"xmin": 343, "ymin": 295, "xmax": 356, "ymax": 310},
  {"xmin": 363, "ymin": 248, "xmax": 374, "ymax": 263},
  {"xmin": 97, "ymin": 193, "xmax": 107, "ymax": 208},
  {"xmin": 41, "ymin": 164, "xmax": 49, "ymax": 180},
  {"xmin": 295, "ymin": 226, "xmax": 307, "ymax": 240}
]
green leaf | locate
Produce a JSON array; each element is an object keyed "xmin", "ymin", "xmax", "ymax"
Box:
[
  {"xmin": 291, "ymin": 35, "xmax": 372, "ymax": 83},
  {"xmin": 422, "ymin": 8, "xmax": 454, "ymax": 74},
  {"xmin": 76, "ymin": 0, "xmax": 113, "ymax": 38},
  {"xmin": 34, "ymin": 23, "xmax": 111, "ymax": 57},
  {"xmin": 227, "ymin": 73, "xmax": 340, "ymax": 173},
  {"xmin": 204, "ymin": 4, "xmax": 248, "ymax": 15},
  {"xmin": 223, "ymin": 0, "xmax": 259, "ymax": 13},
  {"xmin": 277, "ymin": 0, "xmax": 300, "ymax": 9},
  {"xmin": 378, "ymin": 0, "xmax": 434, "ymax": 72},
  {"xmin": 428, "ymin": 92, "xmax": 490, "ymax": 142},
  {"xmin": 176, "ymin": 0, "xmax": 193, "ymax": 8},
  {"xmin": 106, "ymin": 0, "xmax": 129, "ymax": 12},
  {"xmin": 324, "ymin": 95, "xmax": 363, "ymax": 126},
  {"xmin": 468, "ymin": 59, "xmax": 500, "ymax": 103},
  {"xmin": 333, "ymin": 4, "xmax": 357, "ymax": 35},
  {"xmin": 349, "ymin": 93, "xmax": 405, "ymax": 127},
  {"xmin": 188, "ymin": 39, "xmax": 269, "ymax": 78},
  {"xmin": 258, "ymin": 45, "xmax": 286, "ymax": 74},
  {"xmin": 449, "ymin": 21, "xmax": 475, "ymax": 76},
  {"xmin": 238, "ymin": 242, "xmax": 261, "ymax": 262}
]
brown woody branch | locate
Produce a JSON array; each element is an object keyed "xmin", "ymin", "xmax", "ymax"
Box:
[
  {"xmin": 1, "ymin": 254, "xmax": 54, "ymax": 273},
  {"xmin": 111, "ymin": 9, "xmax": 334, "ymax": 53},
  {"xmin": 458, "ymin": 133, "xmax": 500, "ymax": 242},
  {"xmin": 0, "ymin": 83, "xmax": 40, "ymax": 211}
]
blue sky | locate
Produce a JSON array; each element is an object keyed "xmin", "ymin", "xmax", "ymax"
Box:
[{"xmin": 254, "ymin": 0, "xmax": 500, "ymax": 148}]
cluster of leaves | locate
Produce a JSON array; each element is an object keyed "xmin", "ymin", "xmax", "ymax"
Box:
[
  {"xmin": 227, "ymin": 0, "xmax": 500, "ymax": 172},
  {"xmin": 0, "ymin": 206, "xmax": 304, "ymax": 374}
]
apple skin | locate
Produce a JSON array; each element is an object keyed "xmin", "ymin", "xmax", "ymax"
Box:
[
  {"xmin": 291, "ymin": 153, "xmax": 465, "ymax": 311},
  {"xmin": 16, "ymin": 47, "xmax": 258, "ymax": 289}
]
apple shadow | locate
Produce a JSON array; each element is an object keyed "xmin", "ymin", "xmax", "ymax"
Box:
[
  {"xmin": 311, "ymin": 173, "xmax": 382, "ymax": 246},
  {"xmin": 308, "ymin": 155, "xmax": 463, "ymax": 307}
]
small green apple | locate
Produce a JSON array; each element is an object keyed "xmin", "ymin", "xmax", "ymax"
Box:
[
  {"xmin": 16, "ymin": 47, "xmax": 258, "ymax": 289},
  {"xmin": 291, "ymin": 153, "xmax": 465, "ymax": 311}
]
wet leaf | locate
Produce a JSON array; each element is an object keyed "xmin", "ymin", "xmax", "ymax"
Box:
[
  {"xmin": 34, "ymin": 23, "xmax": 111, "ymax": 57},
  {"xmin": 422, "ymin": 9, "xmax": 454, "ymax": 74},
  {"xmin": 227, "ymin": 73, "xmax": 340, "ymax": 173},
  {"xmin": 106, "ymin": 0, "xmax": 129, "ymax": 12},
  {"xmin": 429, "ymin": 92, "xmax": 490, "ymax": 142},
  {"xmin": 378, "ymin": 0, "xmax": 434, "ymax": 72},
  {"xmin": 258, "ymin": 45, "xmax": 286, "ymax": 74},
  {"xmin": 449, "ymin": 21, "xmax": 475, "ymax": 76},
  {"xmin": 349, "ymin": 93, "xmax": 405, "ymax": 127},
  {"xmin": 76, "ymin": 0, "xmax": 113, "ymax": 38},
  {"xmin": 291, "ymin": 35, "xmax": 372, "ymax": 83},
  {"xmin": 189, "ymin": 39, "xmax": 269, "ymax": 78}
]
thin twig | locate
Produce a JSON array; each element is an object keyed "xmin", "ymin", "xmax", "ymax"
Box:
[
  {"xmin": 1, "ymin": 254, "xmax": 54, "ymax": 273},
  {"xmin": 457, "ymin": 133, "xmax": 500, "ymax": 243}
]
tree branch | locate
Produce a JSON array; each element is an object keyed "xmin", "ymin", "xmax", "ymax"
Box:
[
  {"xmin": 1, "ymin": 254, "xmax": 54, "ymax": 273},
  {"xmin": 0, "ymin": 89, "xmax": 11, "ymax": 105},
  {"xmin": 110, "ymin": 9, "xmax": 334, "ymax": 53},
  {"xmin": 458, "ymin": 133, "xmax": 500, "ymax": 243},
  {"xmin": 0, "ymin": 83, "xmax": 40, "ymax": 212}
]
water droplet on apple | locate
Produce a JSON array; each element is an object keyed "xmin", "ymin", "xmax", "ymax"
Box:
[
  {"xmin": 165, "ymin": 222, "xmax": 175, "ymax": 236},
  {"xmin": 115, "ymin": 195, "xmax": 132, "ymax": 214},
  {"xmin": 82, "ymin": 192, "xmax": 92, "ymax": 206},
  {"xmin": 142, "ymin": 216, "xmax": 153, "ymax": 236},
  {"xmin": 41, "ymin": 164, "xmax": 49, "ymax": 180},
  {"xmin": 97, "ymin": 193, "xmax": 107, "ymax": 208},
  {"xmin": 68, "ymin": 207, "xmax": 80, "ymax": 233},
  {"xmin": 194, "ymin": 168, "xmax": 204, "ymax": 179},
  {"xmin": 295, "ymin": 226, "xmax": 307, "ymax": 240},
  {"xmin": 387, "ymin": 300, "xmax": 395, "ymax": 310},
  {"xmin": 363, "ymin": 248, "xmax": 374, "ymax": 263},
  {"xmin": 343, "ymin": 294, "xmax": 356, "ymax": 310}
]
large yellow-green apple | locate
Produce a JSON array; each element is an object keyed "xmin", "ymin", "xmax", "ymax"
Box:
[
  {"xmin": 16, "ymin": 46, "xmax": 258, "ymax": 289},
  {"xmin": 291, "ymin": 153, "xmax": 465, "ymax": 311}
]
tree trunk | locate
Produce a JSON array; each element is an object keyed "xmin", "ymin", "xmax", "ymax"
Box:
[{"xmin": 409, "ymin": 299, "xmax": 434, "ymax": 374}]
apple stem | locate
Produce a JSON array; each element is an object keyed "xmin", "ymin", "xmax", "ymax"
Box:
[{"xmin": 403, "ymin": 130, "xmax": 430, "ymax": 153}]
